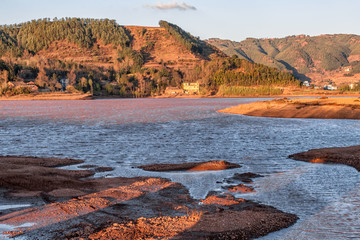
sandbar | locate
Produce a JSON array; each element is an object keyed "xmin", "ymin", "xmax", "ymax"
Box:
[
  {"xmin": 219, "ymin": 97, "xmax": 360, "ymax": 119},
  {"xmin": 0, "ymin": 156, "xmax": 297, "ymax": 239},
  {"xmin": 289, "ymin": 145, "xmax": 360, "ymax": 171}
]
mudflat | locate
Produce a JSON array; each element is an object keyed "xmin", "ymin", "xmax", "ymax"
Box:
[
  {"xmin": 139, "ymin": 160, "xmax": 241, "ymax": 172},
  {"xmin": 0, "ymin": 93, "xmax": 92, "ymax": 101},
  {"xmin": 0, "ymin": 156, "xmax": 297, "ymax": 239},
  {"xmin": 289, "ymin": 145, "xmax": 360, "ymax": 171},
  {"xmin": 219, "ymin": 97, "xmax": 360, "ymax": 119}
]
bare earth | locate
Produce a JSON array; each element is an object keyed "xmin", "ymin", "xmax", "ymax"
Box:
[
  {"xmin": 0, "ymin": 93, "xmax": 92, "ymax": 101},
  {"xmin": 219, "ymin": 97, "xmax": 360, "ymax": 119},
  {"xmin": 139, "ymin": 160, "xmax": 241, "ymax": 172},
  {"xmin": 289, "ymin": 145, "xmax": 360, "ymax": 171},
  {"xmin": 0, "ymin": 156, "xmax": 297, "ymax": 239}
]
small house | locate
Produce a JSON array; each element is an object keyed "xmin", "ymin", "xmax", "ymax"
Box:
[
  {"xmin": 182, "ymin": 82, "xmax": 199, "ymax": 94},
  {"xmin": 165, "ymin": 87, "xmax": 183, "ymax": 95},
  {"xmin": 303, "ymin": 81, "xmax": 310, "ymax": 87},
  {"xmin": 324, "ymin": 85, "xmax": 337, "ymax": 91}
]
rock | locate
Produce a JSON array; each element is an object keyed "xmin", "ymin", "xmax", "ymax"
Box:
[{"xmin": 139, "ymin": 160, "xmax": 241, "ymax": 172}]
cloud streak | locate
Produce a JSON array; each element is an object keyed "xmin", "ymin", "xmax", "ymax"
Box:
[{"xmin": 145, "ymin": 2, "xmax": 196, "ymax": 11}]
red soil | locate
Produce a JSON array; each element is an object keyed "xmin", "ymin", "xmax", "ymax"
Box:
[
  {"xmin": 0, "ymin": 156, "xmax": 297, "ymax": 239},
  {"xmin": 220, "ymin": 97, "xmax": 360, "ymax": 119},
  {"xmin": 289, "ymin": 145, "xmax": 360, "ymax": 171},
  {"xmin": 138, "ymin": 160, "xmax": 241, "ymax": 172}
]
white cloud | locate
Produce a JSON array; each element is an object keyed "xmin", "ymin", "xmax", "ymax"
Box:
[{"xmin": 145, "ymin": 1, "xmax": 197, "ymax": 11}]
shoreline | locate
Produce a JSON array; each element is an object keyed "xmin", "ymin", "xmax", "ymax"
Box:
[
  {"xmin": 0, "ymin": 92, "xmax": 359, "ymax": 101},
  {"xmin": 289, "ymin": 145, "xmax": 360, "ymax": 171},
  {"xmin": 0, "ymin": 93, "xmax": 93, "ymax": 101},
  {"xmin": 0, "ymin": 156, "xmax": 297, "ymax": 239},
  {"xmin": 219, "ymin": 97, "xmax": 360, "ymax": 119}
]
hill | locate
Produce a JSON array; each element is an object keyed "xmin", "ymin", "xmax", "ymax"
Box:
[
  {"xmin": 207, "ymin": 35, "xmax": 360, "ymax": 87},
  {"xmin": 0, "ymin": 18, "xmax": 300, "ymax": 97}
]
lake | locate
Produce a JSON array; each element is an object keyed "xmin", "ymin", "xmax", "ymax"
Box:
[{"xmin": 0, "ymin": 98, "xmax": 359, "ymax": 239}]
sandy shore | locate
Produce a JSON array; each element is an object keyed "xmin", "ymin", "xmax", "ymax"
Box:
[
  {"xmin": 219, "ymin": 97, "xmax": 360, "ymax": 119},
  {"xmin": 0, "ymin": 156, "xmax": 297, "ymax": 239},
  {"xmin": 0, "ymin": 93, "xmax": 93, "ymax": 101},
  {"xmin": 289, "ymin": 145, "xmax": 360, "ymax": 171},
  {"xmin": 1, "ymin": 91, "xmax": 359, "ymax": 101},
  {"xmin": 139, "ymin": 160, "xmax": 241, "ymax": 172}
]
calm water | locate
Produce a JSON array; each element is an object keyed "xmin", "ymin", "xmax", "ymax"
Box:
[{"xmin": 0, "ymin": 98, "xmax": 359, "ymax": 239}]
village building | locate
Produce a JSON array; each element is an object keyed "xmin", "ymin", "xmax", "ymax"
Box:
[
  {"xmin": 12, "ymin": 81, "xmax": 38, "ymax": 92},
  {"xmin": 182, "ymin": 82, "xmax": 199, "ymax": 94},
  {"xmin": 324, "ymin": 85, "xmax": 337, "ymax": 90},
  {"xmin": 164, "ymin": 87, "xmax": 184, "ymax": 95},
  {"xmin": 60, "ymin": 78, "xmax": 69, "ymax": 91},
  {"xmin": 303, "ymin": 80, "xmax": 310, "ymax": 87}
]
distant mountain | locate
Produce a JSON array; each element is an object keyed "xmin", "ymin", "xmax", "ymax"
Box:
[
  {"xmin": 0, "ymin": 18, "xmax": 299, "ymax": 97},
  {"xmin": 207, "ymin": 35, "xmax": 360, "ymax": 85}
]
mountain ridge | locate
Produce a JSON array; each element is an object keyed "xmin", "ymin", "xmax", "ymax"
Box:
[
  {"xmin": 207, "ymin": 34, "xmax": 360, "ymax": 86},
  {"xmin": 0, "ymin": 18, "xmax": 299, "ymax": 97}
]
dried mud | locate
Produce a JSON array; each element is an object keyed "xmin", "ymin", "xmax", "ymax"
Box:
[
  {"xmin": 0, "ymin": 156, "xmax": 297, "ymax": 239},
  {"xmin": 138, "ymin": 160, "xmax": 241, "ymax": 172},
  {"xmin": 219, "ymin": 97, "xmax": 360, "ymax": 119},
  {"xmin": 289, "ymin": 145, "xmax": 360, "ymax": 171}
]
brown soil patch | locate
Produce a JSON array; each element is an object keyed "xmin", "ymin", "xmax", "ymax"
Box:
[
  {"xmin": 0, "ymin": 155, "xmax": 145, "ymax": 200},
  {"xmin": 94, "ymin": 167, "xmax": 114, "ymax": 172},
  {"xmin": 200, "ymin": 195, "xmax": 245, "ymax": 206},
  {"xmin": 289, "ymin": 145, "xmax": 360, "ymax": 171},
  {"xmin": 0, "ymin": 156, "xmax": 297, "ymax": 239},
  {"xmin": 225, "ymin": 172, "xmax": 264, "ymax": 183},
  {"xmin": 226, "ymin": 184, "xmax": 255, "ymax": 193},
  {"xmin": 220, "ymin": 97, "xmax": 360, "ymax": 119},
  {"xmin": 0, "ymin": 93, "xmax": 92, "ymax": 101},
  {"xmin": 0, "ymin": 156, "xmax": 93, "ymax": 196},
  {"xmin": 88, "ymin": 215, "xmax": 201, "ymax": 240},
  {"xmin": 139, "ymin": 160, "xmax": 241, "ymax": 172}
]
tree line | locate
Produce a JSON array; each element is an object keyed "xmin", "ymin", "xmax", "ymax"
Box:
[
  {"xmin": 159, "ymin": 20, "xmax": 203, "ymax": 55},
  {"xmin": 0, "ymin": 18, "xmax": 130, "ymax": 56},
  {"xmin": 0, "ymin": 19, "xmax": 301, "ymax": 97}
]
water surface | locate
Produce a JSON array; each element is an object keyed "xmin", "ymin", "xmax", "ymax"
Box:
[{"xmin": 0, "ymin": 98, "xmax": 359, "ymax": 239}]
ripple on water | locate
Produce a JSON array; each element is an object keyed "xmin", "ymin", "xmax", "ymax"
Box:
[{"xmin": 0, "ymin": 98, "xmax": 360, "ymax": 240}]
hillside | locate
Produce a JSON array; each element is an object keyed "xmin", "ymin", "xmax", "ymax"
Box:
[
  {"xmin": 0, "ymin": 18, "xmax": 300, "ymax": 97},
  {"xmin": 208, "ymin": 35, "xmax": 360, "ymax": 87}
]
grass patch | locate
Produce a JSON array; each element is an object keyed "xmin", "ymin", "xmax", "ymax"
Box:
[{"xmin": 218, "ymin": 85, "xmax": 283, "ymax": 96}]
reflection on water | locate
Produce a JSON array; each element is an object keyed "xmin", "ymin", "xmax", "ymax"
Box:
[
  {"xmin": 0, "ymin": 222, "xmax": 35, "ymax": 239},
  {"xmin": 0, "ymin": 98, "xmax": 359, "ymax": 239},
  {"xmin": 0, "ymin": 204, "xmax": 32, "ymax": 211}
]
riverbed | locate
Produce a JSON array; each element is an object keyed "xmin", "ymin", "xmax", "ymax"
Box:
[{"xmin": 0, "ymin": 98, "xmax": 359, "ymax": 239}]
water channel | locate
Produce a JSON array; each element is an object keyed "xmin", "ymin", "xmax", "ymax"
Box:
[{"xmin": 0, "ymin": 98, "xmax": 359, "ymax": 239}]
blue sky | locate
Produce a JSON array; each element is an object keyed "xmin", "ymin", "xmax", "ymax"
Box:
[{"xmin": 1, "ymin": 0, "xmax": 359, "ymax": 41}]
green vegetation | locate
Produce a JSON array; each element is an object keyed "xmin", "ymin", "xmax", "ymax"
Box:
[
  {"xmin": 117, "ymin": 47, "xmax": 144, "ymax": 73},
  {"xmin": 0, "ymin": 18, "xmax": 130, "ymax": 55},
  {"xmin": 339, "ymin": 82, "xmax": 360, "ymax": 92},
  {"xmin": 0, "ymin": 18, "xmax": 300, "ymax": 97},
  {"xmin": 208, "ymin": 34, "xmax": 360, "ymax": 80},
  {"xmin": 204, "ymin": 56, "xmax": 299, "ymax": 91},
  {"xmin": 159, "ymin": 20, "xmax": 202, "ymax": 55},
  {"xmin": 218, "ymin": 85, "xmax": 283, "ymax": 96}
]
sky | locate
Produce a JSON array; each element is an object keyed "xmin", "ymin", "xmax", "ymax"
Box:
[{"xmin": 1, "ymin": 0, "xmax": 360, "ymax": 42}]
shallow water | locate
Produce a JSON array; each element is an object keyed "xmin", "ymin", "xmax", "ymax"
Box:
[{"xmin": 0, "ymin": 98, "xmax": 359, "ymax": 239}]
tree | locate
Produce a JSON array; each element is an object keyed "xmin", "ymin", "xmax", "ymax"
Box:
[
  {"xmin": 35, "ymin": 67, "xmax": 48, "ymax": 88},
  {"xmin": 67, "ymin": 69, "xmax": 76, "ymax": 86},
  {"xmin": 88, "ymin": 78, "xmax": 93, "ymax": 94},
  {"xmin": 0, "ymin": 70, "xmax": 9, "ymax": 95},
  {"xmin": 48, "ymin": 73, "xmax": 58, "ymax": 92}
]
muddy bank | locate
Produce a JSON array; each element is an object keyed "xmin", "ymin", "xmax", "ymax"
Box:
[
  {"xmin": 0, "ymin": 155, "xmax": 148, "ymax": 203},
  {"xmin": 139, "ymin": 160, "xmax": 241, "ymax": 172},
  {"xmin": 0, "ymin": 156, "xmax": 297, "ymax": 239},
  {"xmin": 0, "ymin": 93, "xmax": 92, "ymax": 101},
  {"xmin": 289, "ymin": 145, "xmax": 360, "ymax": 171},
  {"xmin": 219, "ymin": 97, "xmax": 360, "ymax": 119}
]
